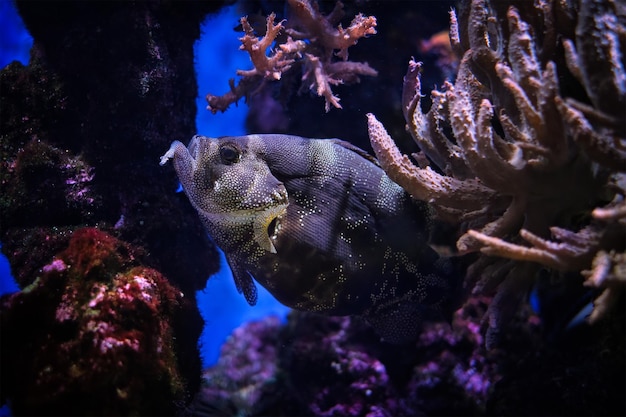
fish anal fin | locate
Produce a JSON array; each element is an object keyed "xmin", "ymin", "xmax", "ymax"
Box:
[{"xmin": 226, "ymin": 256, "xmax": 258, "ymax": 306}]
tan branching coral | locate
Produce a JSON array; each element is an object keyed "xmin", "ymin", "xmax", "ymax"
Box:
[
  {"xmin": 368, "ymin": 0, "xmax": 625, "ymax": 346},
  {"xmin": 286, "ymin": 0, "xmax": 376, "ymax": 60},
  {"xmin": 206, "ymin": 0, "xmax": 377, "ymax": 113},
  {"xmin": 236, "ymin": 13, "xmax": 304, "ymax": 81}
]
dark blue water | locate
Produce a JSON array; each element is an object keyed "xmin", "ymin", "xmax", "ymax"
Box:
[{"xmin": 0, "ymin": 0, "xmax": 32, "ymax": 69}]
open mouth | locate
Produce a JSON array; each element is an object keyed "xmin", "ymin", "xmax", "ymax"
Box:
[
  {"xmin": 255, "ymin": 203, "xmax": 287, "ymax": 254},
  {"xmin": 268, "ymin": 217, "xmax": 279, "ymax": 238},
  {"xmin": 201, "ymin": 200, "xmax": 287, "ymax": 254}
]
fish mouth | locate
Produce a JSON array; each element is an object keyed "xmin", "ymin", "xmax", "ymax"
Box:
[
  {"xmin": 254, "ymin": 202, "xmax": 287, "ymax": 254},
  {"xmin": 203, "ymin": 186, "xmax": 288, "ymax": 254},
  {"xmin": 210, "ymin": 201, "xmax": 287, "ymax": 254},
  {"xmin": 268, "ymin": 217, "xmax": 279, "ymax": 238}
]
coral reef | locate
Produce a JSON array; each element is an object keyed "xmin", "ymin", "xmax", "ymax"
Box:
[
  {"xmin": 0, "ymin": 228, "xmax": 184, "ymax": 415},
  {"xmin": 188, "ymin": 298, "xmax": 506, "ymax": 416},
  {"xmin": 367, "ymin": 0, "xmax": 625, "ymax": 346},
  {"xmin": 206, "ymin": 0, "xmax": 378, "ymax": 113},
  {"xmin": 1, "ymin": 1, "xmax": 228, "ymax": 413},
  {"xmin": 185, "ymin": 317, "xmax": 284, "ymax": 416},
  {"xmin": 187, "ymin": 295, "xmax": 624, "ymax": 416}
]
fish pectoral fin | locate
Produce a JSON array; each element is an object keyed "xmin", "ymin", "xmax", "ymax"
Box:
[{"xmin": 226, "ymin": 255, "xmax": 258, "ymax": 306}]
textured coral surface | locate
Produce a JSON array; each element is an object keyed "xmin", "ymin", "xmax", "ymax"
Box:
[
  {"xmin": 1, "ymin": 228, "xmax": 184, "ymax": 415},
  {"xmin": 188, "ymin": 298, "xmax": 624, "ymax": 416}
]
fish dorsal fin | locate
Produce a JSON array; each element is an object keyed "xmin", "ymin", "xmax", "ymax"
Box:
[
  {"xmin": 226, "ymin": 255, "xmax": 258, "ymax": 306},
  {"xmin": 329, "ymin": 138, "xmax": 381, "ymax": 167}
]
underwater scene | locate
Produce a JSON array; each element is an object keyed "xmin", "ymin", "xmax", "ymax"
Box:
[{"xmin": 0, "ymin": 0, "xmax": 624, "ymax": 416}]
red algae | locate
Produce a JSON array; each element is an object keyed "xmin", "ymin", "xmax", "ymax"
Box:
[{"xmin": 0, "ymin": 228, "xmax": 185, "ymax": 416}]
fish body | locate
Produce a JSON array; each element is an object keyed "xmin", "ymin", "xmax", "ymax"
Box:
[{"xmin": 161, "ymin": 134, "xmax": 461, "ymax": 343}]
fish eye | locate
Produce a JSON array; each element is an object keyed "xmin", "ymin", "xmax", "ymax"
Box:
[{"xmin": 219, "ymin": 144, "xmax": 240, "ymax": 165}]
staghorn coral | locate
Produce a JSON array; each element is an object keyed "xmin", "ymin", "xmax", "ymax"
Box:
[
  {"xmin": 206, "ymin": 0, "xmax": 377, "ymax": 113},
  {"xmin": 367, "ymin": 0, "xmax": 625, "ymax": 346}
]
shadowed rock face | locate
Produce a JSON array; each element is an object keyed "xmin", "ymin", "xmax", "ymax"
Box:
[{"xmin": 1, "ymin": 1, "xmax": 226, "ymax": 414}]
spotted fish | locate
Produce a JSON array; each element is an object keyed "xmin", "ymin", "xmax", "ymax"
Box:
[{"xmin": 160, "ymin": 134, "xmax": 463, "ymax": 343}]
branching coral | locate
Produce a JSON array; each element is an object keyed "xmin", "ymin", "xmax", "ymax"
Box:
[
  {"xmin": 206, "ymin": 0, "xmax": 377, "ymax": 113},
  {"xmin": 367, "ymin": 0, "xmax": 625, "ymax": 346}
]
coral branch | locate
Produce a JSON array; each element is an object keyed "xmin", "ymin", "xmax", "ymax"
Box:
[
  {"xmin": 555, "ymin": 96, "xmax": 626, "ymax": 170},
  {"xmin": 302, "ymin": 54, "xmax": 342, "ymax": 111},
  {"xmin": 467, "ymin": 226, "xmax": 600, "ymax": 271},
  {"xmin": 469, "ymin": 230, "xmax": 562, "ymax": 267},
  {"xmin": 367, "ymin": 113, "xmax": 499, "ymax": 222},
  {"xmin": 206, "ymin": 76, "xmax": 259, "ymax": 114},
  {"xmin": 402, "ymin": 61, "xmax": 471, "ymax": 179},
  {"xmin": 593, "ymin": 204, "xmax": 626, "ymax": 221},
  {"xmin": 205, "ymin": 0, "xmax": 377, "ymax": 113},
  {"xmin": 236, "ymin": 14, "xmax": 300, "ymax": 81},
  {"xmin": 583, "ymin": 250, "xmax": 626, "ymax": 323},
  {"xmin": 287, "ymin": 0, "xmax": 377, "ymax": 60},
  {"xmin": 368, "ymin": 0, "xmax": 626, "ymax": 341}
]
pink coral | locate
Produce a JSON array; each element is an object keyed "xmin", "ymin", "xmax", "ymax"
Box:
[{"xmin": 206, "ymin": 0, "xmax": 377, "ymax": 113}]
